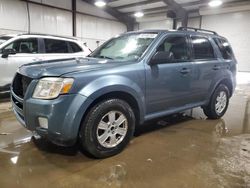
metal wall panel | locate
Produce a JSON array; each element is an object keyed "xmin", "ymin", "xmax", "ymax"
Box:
[
  {"xmin": 76, "ymin": 14, "xmax": 126, "ymax": 50},
  {"xmin": 0, "ymin": 0, "xmax": 28, "ymax": 33},
  {"xmin": 43, "ymin": 0, "xmax": 71, "ymax": 10},
  {"xmin": 29, "ymin": 0, "xmax": 71, "ymax": 9},
  {"xmin": 187, "ymin": 17, "xmax": 200, "ymax": 28},
  {"xmin": 29, "ymin": 4, "xmax": 72, "ymax": 36},
  {"xmin": 138, "ymin": 20, "xmax": 173, "ymax": 30}
]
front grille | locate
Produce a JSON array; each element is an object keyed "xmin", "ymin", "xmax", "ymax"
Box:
[
  {"xmin": 12, "ymin": 95, "xmax": 23, "ymax": 109},
  {"xmin": 12, "ymin": 73, "xmax": 33, "ymax": 98}
]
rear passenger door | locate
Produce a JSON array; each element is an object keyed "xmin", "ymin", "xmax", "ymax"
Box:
[
  {"xmin": 189, "ymin": 35, "xmax": 221, "ymax": 102},
  {"xmin": 145, "ymin": 34, "xmax": 198, "ymax": 114}
]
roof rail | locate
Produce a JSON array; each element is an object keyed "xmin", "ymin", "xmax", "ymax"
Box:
[
  {"xmin": 17, "ymin": 33, "xmax": 78, "ymax": 40},
  {"xmin": 178, "ymin": 27, "xmax": 218, "ymax": 35}
]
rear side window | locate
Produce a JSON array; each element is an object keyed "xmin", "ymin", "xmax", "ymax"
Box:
[
  {"xmin": 44, "ymin": 39, "xmax": 69, "ymax": 53},
  {"xmin": 191, "ymin": 36, "xmax": 215, "ymax": 60},
  {"xmin": 69, "ymin": 42, "xmax": 82, "ymax": 53},
  {"xmin": 214, "ymin": 38, "xmax": 233, "ymax": 60},
  {"xmin": 3, "ymin": 38, "xmax": 38, "ymax": 54}
]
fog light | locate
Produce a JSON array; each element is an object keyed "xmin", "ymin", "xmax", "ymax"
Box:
[{"xmin": 38, "ymin": 117, "xmax": 48, "ymax": 129}]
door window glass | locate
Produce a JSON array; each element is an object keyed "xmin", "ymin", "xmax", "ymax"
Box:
[
  {"xmin": 156, "ymin": 36, "xmax": 189, "ymax": 62},
  {"xmin": 3, "ymin": 38, "xmax": 38, "ymax": 53},
  {"xmin": 191, "ymin": 36, "xmax": 215, "ymax": 60},
  {"xmin": 69, "ymin": 42, "xmax": 82, "ymax": 53},
  {"xmin": 44, "ymin": 39, "xmax": 69, "ymax": 53}
]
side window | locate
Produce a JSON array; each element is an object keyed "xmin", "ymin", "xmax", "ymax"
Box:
[
  {"xmin": 69, "ymin": 42, "xmax": 83, "ymax": 53},
  {"xmin": 156, "ymin": 36, "xmax": 189, "ymax": 62},
  {"xmin": 191, "ymin": 36, "xmax": 215, "ymax": 60},
  {"xmin": 214, "ymin": 38, "xmax": 233, "ymax": 60},
  {"xmin": 3, "ymin": 38, "xmax": 38, "ymax": 54},
  {"xmin": 44, "ymin": 39, "xmax": 69, "ymax": 53}
]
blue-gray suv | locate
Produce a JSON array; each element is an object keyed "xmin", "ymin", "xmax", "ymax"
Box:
[{"xmin": 11, "ymin": 27, "xmax": 237, "ymax": 158}]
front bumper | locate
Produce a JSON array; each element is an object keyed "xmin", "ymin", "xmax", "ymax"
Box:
[{"xmin": 11, "ymin": 89, "xmax": 92, "ymax": 146}]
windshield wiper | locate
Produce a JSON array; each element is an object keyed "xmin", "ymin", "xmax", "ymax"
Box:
[{"xmin": 95, "ymin": 55, "xmax": 114, "ymax": 60}]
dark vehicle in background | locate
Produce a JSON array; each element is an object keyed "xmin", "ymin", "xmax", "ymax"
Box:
[{"xmin": 11, "ymin": 27, "xmax": 237, "ymax": 158}]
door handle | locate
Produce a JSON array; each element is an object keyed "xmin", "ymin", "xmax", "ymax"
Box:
[
  {"xmin": 213, "ymin": 65, "xmax": 221, "ymax": 70},
  {"xmin": 180, "ymin": 68, "xmax": 191, "ymax": 74}
]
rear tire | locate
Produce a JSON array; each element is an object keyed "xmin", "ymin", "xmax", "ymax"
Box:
[
  {"xmin": 79, "ymin": 99, "xmax": 135, "ymax": 158},
  {"xmin": 203, "ymin": 84, "xmax": 230, "ymax": 119}
]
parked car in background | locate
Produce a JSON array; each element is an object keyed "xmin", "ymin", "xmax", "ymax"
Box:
[
  {"xmin": 11, "ymin": 27, "xmax": 237, "ymax": 158},
  {"xmin": 0, "ymin": 33, "xmax": 91, "ymax": 95}
]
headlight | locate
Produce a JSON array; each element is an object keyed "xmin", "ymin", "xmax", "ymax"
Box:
[{"xmin": 33, "ymin": 77, "xmax": 74, "ymax": 99}]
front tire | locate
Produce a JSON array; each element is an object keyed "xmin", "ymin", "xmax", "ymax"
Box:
[
  {"xmin": 203, "ymin": 84, "xmax": 230, "ymax": 119},
  {"xmin": 79, "ymin": 99, "xmax": 135, "ymax": 158}
]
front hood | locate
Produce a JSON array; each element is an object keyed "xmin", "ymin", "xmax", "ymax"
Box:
[{"xmin": 19, "ymin": 58, "xmax": 122, "ymax": 79}]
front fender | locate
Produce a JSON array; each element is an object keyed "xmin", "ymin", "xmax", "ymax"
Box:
[{"xmin": 78, "ymin": 75, "xmax": 145, "ymax": 123}]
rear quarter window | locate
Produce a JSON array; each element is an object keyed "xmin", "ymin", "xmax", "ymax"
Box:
[
  {"xmin": 213, "ymin": 38, "xmax": 233, "ymax": 60},
  {"xmin": 69, "ymin": 42, "xmax": 83, "ymax": 53}
]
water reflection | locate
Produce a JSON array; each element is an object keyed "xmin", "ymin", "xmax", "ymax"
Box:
[
  {"xmin": 98, "ymin": 163, "xmax": 127, "ymax": 187},
  {"xmin": 10, "ymin": 156, "xmax": 18, "ymax": 164}
]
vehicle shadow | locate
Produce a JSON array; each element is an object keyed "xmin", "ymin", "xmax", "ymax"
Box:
[
  {"xmin": 134, "ymin": 113, "xmax": 193, "ymax": 136},
  {"xmin": 32, "ymin": 112, "xmax": 194, "ymax": 158},
  {"xmin": 32, "ymin": 136, "xmax": 79, "ymax": 156}
]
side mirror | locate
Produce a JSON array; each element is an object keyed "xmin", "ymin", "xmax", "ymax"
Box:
[
  {"xmin": 2, "ymin": 48, "xmax": 16, "ymax": 58},
  {"xmin": 150, "ymin": 51, "xmax": 173, "ymax": 65}
]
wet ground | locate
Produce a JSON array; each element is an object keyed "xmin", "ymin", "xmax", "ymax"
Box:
[{"xmin": 1, "ymin": 75, "xmax": 250, "ymax": 188}]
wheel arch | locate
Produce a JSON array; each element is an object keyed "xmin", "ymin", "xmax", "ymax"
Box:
[
  {"xmin": 205, "ymin": 77, "xmax": 233, "ymax": 107},
  {"xmin": 219, "ymin": 78, "xmax": 233, "ymax": 97},
  {"xmin": 80, "ymin": 91, "xmax": 142, "ymax": 128},
  {"xmin": 77, "ymin": 75, "xmax": 145, "ymax": 125}
]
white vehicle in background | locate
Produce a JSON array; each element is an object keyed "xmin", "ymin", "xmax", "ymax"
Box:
[{"xmin": 0, "ymin": 33, "xmax": 91, "ymax": 94}]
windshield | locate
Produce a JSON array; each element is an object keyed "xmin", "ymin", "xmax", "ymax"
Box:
[
  {"xmin": 89, "ymin": 33, "xmax": 158, "ymax": 61},
  {"xmin": 0, "ymin": 36, "xmax": 12, "ymax": 45}
]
